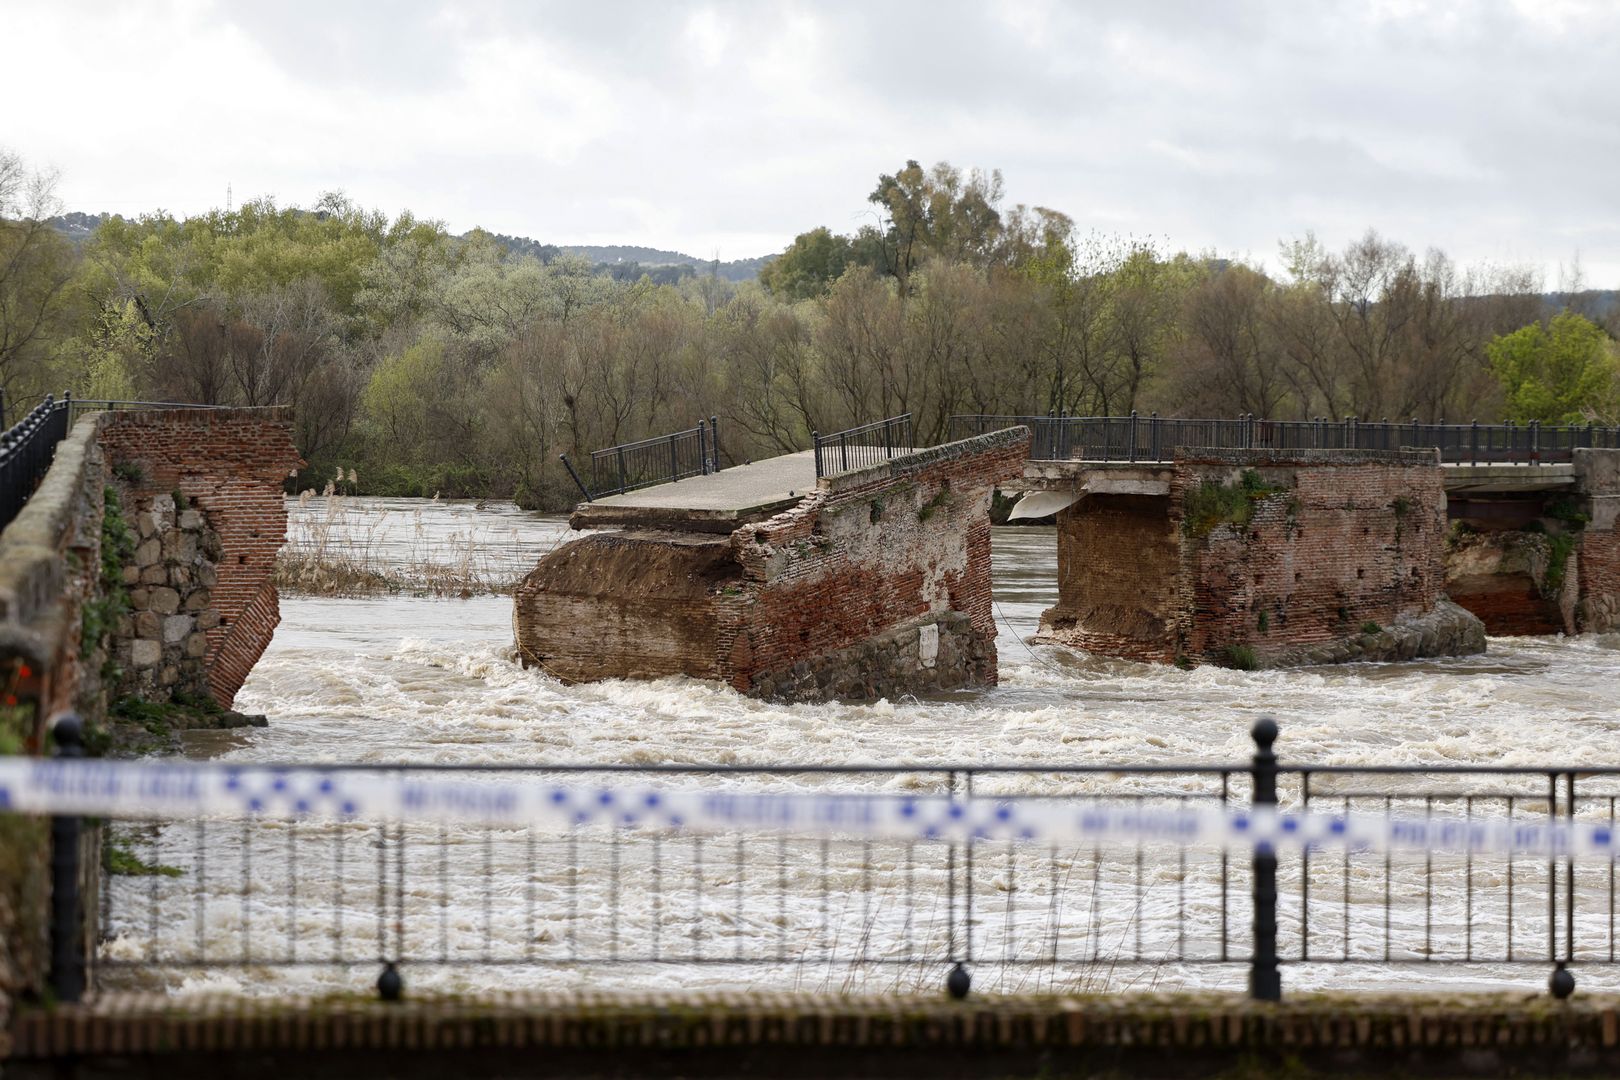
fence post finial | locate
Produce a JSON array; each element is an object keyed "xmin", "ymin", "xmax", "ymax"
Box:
[{"xmin": 1249, "ymin": 717, "xmax": 1281, "ymax": 1003}]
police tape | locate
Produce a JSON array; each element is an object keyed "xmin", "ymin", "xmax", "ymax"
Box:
[{"xmin": 0, "ymin": 757, "xmax": 1613, "ymax": 857}]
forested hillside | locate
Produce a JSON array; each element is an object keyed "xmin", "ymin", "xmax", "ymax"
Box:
[{"xmin": 3, "ymin": 151, "xmax": 1617, "ymax": 510}]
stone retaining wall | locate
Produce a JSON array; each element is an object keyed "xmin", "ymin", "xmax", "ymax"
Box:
[{"xmin": 118, "ymin": 492, "xmax": 223, "ymax": 700}]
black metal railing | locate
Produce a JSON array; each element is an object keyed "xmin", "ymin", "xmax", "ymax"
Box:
[
  {"xmin": 948, "ymin": 413, "xmax": 1620, "ymax": 465},
  {"xmin": 0, "ymin": 394, "xmax": 244, "ymax": 536},
  {"xmin": 812, "ymin": 414, "xmax": 913, "ymax": 479},
  {"xmin": 30, "ymin": 719, "xmax": 1620, "ymax": 1004},
  {"xmin": 62, "ymin": 398, "xmax": 238, "ymax": 424},
  {"xmin": 560, "ymin": 416, "xmax": 722, "ymax": 501},
  {"xmin": 0, "ymin": 394, "xmax": 72, "ymax": 533}
]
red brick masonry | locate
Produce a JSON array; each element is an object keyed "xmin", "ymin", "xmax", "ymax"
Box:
[
  {"xmin": 12, "ymin": 991, "xmax": 1620, "ymax": 1077},
  {"xmin": 1039, "ymin": 449, "xmax": 1454, "ymax": 665},
  {"xmin": 515, "ymin": 430, "xmax": 1029, "ymax": 700},
  {"xmin": 97, "ymin": 408, "xmax": 302, "ymax": 706}
]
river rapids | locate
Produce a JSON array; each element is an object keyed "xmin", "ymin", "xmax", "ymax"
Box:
[{"xmin": 98, "ymin": 498, "xmax": 1620, "ymax": 999}]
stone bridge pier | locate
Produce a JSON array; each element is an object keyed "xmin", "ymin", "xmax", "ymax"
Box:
[
  {"xmin": 515, "ymin": 428, "xmax": 1030, "ymax": 702},
  {"xmin": 1019, "ymin": 449, "xmax": 1487, "ymax": 667}
]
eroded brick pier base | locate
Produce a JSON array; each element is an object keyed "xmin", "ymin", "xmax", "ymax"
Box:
[
  {"xmin": 1035, "ymin": 449, "xmax": 1485, "ymax": 667},
  {"xmin": 97, "ymin": 409, "xmax": 302, "ymax": 706},
  {"xmin": 1442, "ymin": 450, "xmax": 1620, "ymax": 636},
  {"xmin": 514, "ymin": 430, "xmax": 1028, "ymax": 701}
]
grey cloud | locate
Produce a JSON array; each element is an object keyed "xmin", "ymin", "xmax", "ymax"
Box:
[{"xmin": 12, "ymin": 0, "xmax": 1620, "ymax": 281}]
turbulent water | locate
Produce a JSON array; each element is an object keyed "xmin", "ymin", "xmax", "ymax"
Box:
[{"xmin": 100, "ymin": 498, "xmax": 1620, "ymax": 999}]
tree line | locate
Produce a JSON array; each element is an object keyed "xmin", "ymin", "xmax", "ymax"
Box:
[{"xmin": 2, "ymin": 150, "xmax": 1617, "ymax": 510}]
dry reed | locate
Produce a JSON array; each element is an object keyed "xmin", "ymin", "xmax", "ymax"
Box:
[{"xmin": 275, "ymin": 490, "xmax": 535, "ymax": 598}]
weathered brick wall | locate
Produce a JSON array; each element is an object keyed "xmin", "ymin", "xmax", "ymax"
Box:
[
  {"xmin": 721, "ymin": 431, "xmax": 1026, "ymax": 696},
  {"xmin": 1176, "ymin": 451, "xmax": 1447, "ymax": 663},
  {"xmin": 1575, "ymin": 448, "xmax": 1620, "ymax": 633},
  {"xmin": 1036, "ymin": 449, "xmax": 1467, "ymax": 666},
  {"xmin": 1581, "ymin": 533, "xmax": 1620, "ymax": 632},
  {"xmin": 514, "ymin": 430, "xmax": 1029, "ymax": 700},
  {"xmin": 96, "ymin": 409, "xmax": 302, "ymax": 706}
]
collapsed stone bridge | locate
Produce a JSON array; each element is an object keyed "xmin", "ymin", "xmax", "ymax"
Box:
[{"xmin": 518, "ymin": 421, "xmax": 1620, "ymax": 693}]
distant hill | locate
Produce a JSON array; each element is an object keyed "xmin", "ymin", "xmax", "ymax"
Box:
[
  {"xmin": 546, "ymin": 243, "xmax": 772, "ymax": 283},
  {"xmin": 43, "ymin": 211, "xmax": 105, "ymax": 243},
  {"xmin": 38, "ymin": 214, "xmax": 774, "ymax": 283},
  {"xmin": 1543, "ymin": 290, "xmax": 1619, "ymax": 320}
]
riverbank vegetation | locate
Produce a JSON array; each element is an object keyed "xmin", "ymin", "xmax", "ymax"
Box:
[
  {"xmin": 275, "ymin": 492, "xmax": 538, "ymax": 596},
  {"xmin": 4, "ymin": 150, "xmax": 1618, "ymax": 511}
]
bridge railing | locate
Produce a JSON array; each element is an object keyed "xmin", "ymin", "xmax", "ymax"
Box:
[
  {"xmin": 0, "ymin": 394, "xmax": 249, "ymax": 535},
  {"xmin": 949, "ymin": 414, "xmax": 1620, "ymax": 465},
  {"xmin": 812, "ymin": 414, "xmax": 912, "ymax": 479},
  {"xmin": 560, "ymin": 417, "xmax": 722, "ymax": 501},
  {"xmin": 0, "ymin": 394, "xmax": 71, "ymax": 532},
  {"xmin": 22, "ymin": 719, "xmax": 1620, "ymax": 1004}
]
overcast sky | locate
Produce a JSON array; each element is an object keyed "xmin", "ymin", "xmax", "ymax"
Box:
[{"xmin": 5, "ymin": 0, "xmax": 1618, "ymax": 285}]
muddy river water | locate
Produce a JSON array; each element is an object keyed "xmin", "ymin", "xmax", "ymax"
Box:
[{"xmin": 101, "ymin": 498, "xmax": 1620, "ymax": 998}]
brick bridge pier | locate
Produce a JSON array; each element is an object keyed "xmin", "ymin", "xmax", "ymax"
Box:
[
  {"xmin": 515, "ymin": 428, "xmax": 1030, "ymax": 701},
  {"xmin": 1010, "ymin": 447, "xmax": 1620, "ymax": 667}
]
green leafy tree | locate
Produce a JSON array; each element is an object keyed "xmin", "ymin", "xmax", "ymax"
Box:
[
  {"xmin": 758, "ymin": 227, "xmax": 851, "ymax": 301},
  {"xmin": 1488, "ymin": 312, "xmax": 1619, "ymax": 424}
]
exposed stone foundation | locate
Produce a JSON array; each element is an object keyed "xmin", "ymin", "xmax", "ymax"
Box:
[
  {"xmin": 1260, "ymin": 598, "xmax": 1486, "ymax": 667},
  {"xmin": 1443, "ymin": 449, "xmax": 1620, "ymax": 636},
  {"xmin": 97, "ymin": 408, "xmax": 302, "ymax": 706},
  {"xmin": 116, "ymin": 492, "xmax": 224, "ymax": 700},
  {"xmin": 1445, "ymin": 529, "xmax": 1574, "ymax": 635},
  {"xmin": 515, "ymin": 430, "xmax": 1029, "ymax": 701}
]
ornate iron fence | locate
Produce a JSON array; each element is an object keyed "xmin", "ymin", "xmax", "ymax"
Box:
[
  {"xmin": 0, "ymin": 395, "xmax": 243, "ymax": 535},
  {"xmin": 0, "ymin": 394, "xmax": 71, "ymax": 532}
]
